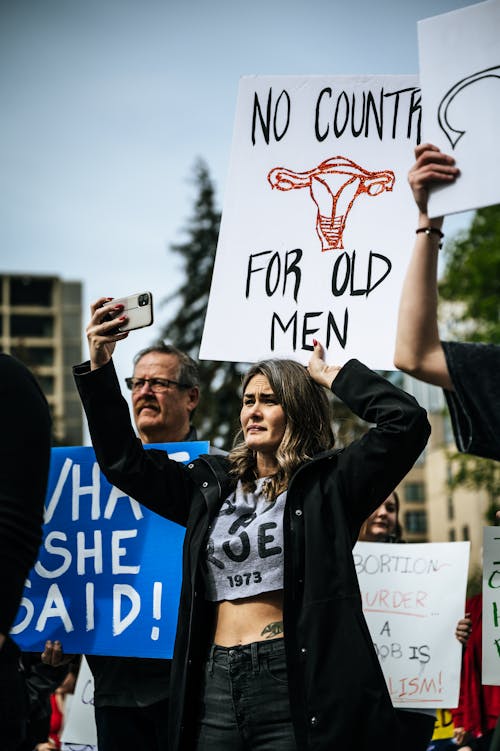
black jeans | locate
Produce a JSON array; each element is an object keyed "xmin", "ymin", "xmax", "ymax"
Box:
[
  {"xmin": 94, "ymin": 697, "xmax": 169, "ymax": 751},
  {"xmin": 194, "ymin": 638, "xmax": 297, "ymax": 750}
]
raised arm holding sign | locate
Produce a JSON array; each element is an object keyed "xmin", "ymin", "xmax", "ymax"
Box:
[{"xmin": 395, "ymin": 144, "xmax": 500, "ymax": 465}]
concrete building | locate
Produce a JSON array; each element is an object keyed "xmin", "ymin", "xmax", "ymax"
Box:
[{"xmin": 0, "ymin": 272, "xmax": 83, "ymax": 445}]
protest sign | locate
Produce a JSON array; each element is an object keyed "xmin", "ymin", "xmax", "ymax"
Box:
[
  {"xmin": 483, "ymin": 525, "xmax": 500, "ymax": 685},
  {"xmin": 11, "ymin": 441, "xmax": 208, "ymax": 658},
  {"xmin": 418, "ymin": 0, "xmax": 500, "ymax": 216},
  {"xmin": 60, "ymin": 657, "xmax": 97, "ymax": 749},
  {"xmin": 354, "ymin": 540, "xmax": 470, "ymax": 708},
  {"xmin": 199, "ymin": 75, "xmax": 420, "ymax": 369},
  {"xmin": 432, "ymin": 708, "xmax": 455, "ymax": 741}
]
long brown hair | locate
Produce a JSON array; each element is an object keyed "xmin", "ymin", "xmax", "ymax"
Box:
[{"xmin": 229, "ymin": 359, "xmax": 334, "ymax": 499}]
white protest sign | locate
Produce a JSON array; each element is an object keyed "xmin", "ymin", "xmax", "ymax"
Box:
[
  {"xmin": 418, "ymin": 0, "xmax": 500, "ymax": 216},
  {"xmin": 200, "ymin": 75, "xmax": 420, "ymax": 369},
  {"xmin": 482, "ymin": 526, "xmax": 500, "ymax": 685},
  {"xmin": 353, "ymin": 541, "xmax": 470, "ymax": 708},
  {"xmin": 60, "ymin": 656, "xmax": 97, "ymax": 748}
]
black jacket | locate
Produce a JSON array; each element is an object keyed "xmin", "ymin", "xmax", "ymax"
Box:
[
  {"xmin": 0, "ymin": 354, "xmax": 51, "ymax": 635},
  {"xmin": 74, "ymin": 357, "xmax": 430, "ymax": 750}
]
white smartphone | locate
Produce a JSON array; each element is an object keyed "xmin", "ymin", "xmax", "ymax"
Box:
[{"xmin": 102, "ymin": 291, "xmax": 154, "ymax": 333}]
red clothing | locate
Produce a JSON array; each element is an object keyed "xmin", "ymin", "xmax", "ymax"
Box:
[
  {"xmin": 48, "ymin": 692, "xmax": 63, "ymax": 749},
  {"xmin": 451, "ymin": 594, "xmax": 500, "ymax": 737}
]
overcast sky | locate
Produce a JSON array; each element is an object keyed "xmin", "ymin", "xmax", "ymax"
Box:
[{"xmin": 1, "ymin": 0, "xmax": 476, "ymax": 403}]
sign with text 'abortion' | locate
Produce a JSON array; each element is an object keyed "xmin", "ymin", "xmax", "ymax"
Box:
[
  {"xmin": 354, "ymin": 541, "xmax": 470, "ymax": 708},
  {"xmin": 11, "ymin": 442, "xmax": 208, "ymax": 658},
  {"xmin": 200, "ymin": 75, "xmax": 420, "ymax": 369},
  {"xmin": 483, "ymin": 526, "xmax": 500, "ymax": 685}
]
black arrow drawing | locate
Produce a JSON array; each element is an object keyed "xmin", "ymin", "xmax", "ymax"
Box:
[{"xmin": 437, "ymin": 65, "xmax": 500, "ymax": 148}]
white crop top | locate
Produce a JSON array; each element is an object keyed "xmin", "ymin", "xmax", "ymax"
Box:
[{"xmin": 201, "ymin": 478, "xmax": 286, "ymax": 602}]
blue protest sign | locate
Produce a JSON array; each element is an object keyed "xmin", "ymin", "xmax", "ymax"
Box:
[{"xmin": 11, "ymin": 441, "xmax": 209, "ymax": 658}]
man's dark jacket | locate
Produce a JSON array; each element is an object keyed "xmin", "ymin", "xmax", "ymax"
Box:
[{"xmin": 74, "ymin": 357, "xmax": 430, "ymax": 751}]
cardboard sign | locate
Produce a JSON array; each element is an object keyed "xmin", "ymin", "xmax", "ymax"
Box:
[
  {"xmin": 11, "ymin": 442, "xmax": 208, "ymax": 658},
  {"xmin": 418, "ymin": 0, "xmax": 500, "ymax": 216},
  {"xmin": 200, "ymin": 75, "xmax": 420, "ymax": 369},
  {"xmin": 354, "ymin": 540, "xmax": 470, "ymax": 708},
  {"xmin": 482, "ymin": 526, "xmax": 500, "ymax": 685},
  {"xmin": 60, "ymin": 656, "xmax": 97, "ymax": 749}
]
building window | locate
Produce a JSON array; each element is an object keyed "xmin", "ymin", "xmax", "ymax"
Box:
[
  {"xmin": 10, "ymin": 278, "xmax": 53, "ymax": 306},
  {"xmin": 462, "ymin": 525, "xmax": 470, "ymax": 541},
  {"xmin": 10, "ymin": 315, "xmax": 54, "ymax": 338},
  {"xmin": 11, "ymin": 346, "xmax": 54, "ymax": 367},
  {"xmin": 404, "ymin": 483, "xmax": 425, "ymax": 503},
  {"xmin": 447, "ymin": 495, "xmax": 454, "ymax": 521},
  {"xmin": 36, "ymin": 375, "xmax": 55, "ymax": 396},
  {"xmin": 449, "ymin": 528, "xmax": 456, "ymax": 542},
  {"xmin": 404, "ymin": 511, "xmax": 427, "ymax": 534}
]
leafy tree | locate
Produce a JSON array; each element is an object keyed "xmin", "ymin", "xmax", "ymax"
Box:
[
  {"xmin": 439, "ymin": 205, "xmax": 500, "ymax": 512},
  {"xmin": 160, "ymin": 159, "xmax": 245, "ymax": 449},
  {"xmin": 439, "ymin": 204, "xmax": 500, "ymax": 343},
  {"xmin": 447, "ymin": 451, "xmax": 500, "ymax": 525}
]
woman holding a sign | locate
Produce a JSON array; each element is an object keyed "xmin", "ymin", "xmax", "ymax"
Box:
[
  {"xmin": 358, "ymin": 493, "xmax": 473, "ymax": 751},
  {"xmin": 75, "ymin": 317, "xmax": 430, "ymax": 751}
]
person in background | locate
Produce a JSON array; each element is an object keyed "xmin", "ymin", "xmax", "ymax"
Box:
[
  {"xmin": 394, "ymin": 142, "xmax": 500, "ymax": 749},
  {"xmin": 0, "ymin": 354, "xmax": 52, "ymax": 750},
  {"xmin": 450, "ymin": 593, "xmax": 500, "ymax": 751},
  {"xmin": 76, "ymin": 322, "xmax": 200, "ymax": 751},
  {"xmin": 358, "ymin": 491, "xmax": 403, "ymax": 543},
  {"xmin": 394, "ymin": 142, "xmax": 500, "ymax": 464},
  {"xmin": 358, "ymin": 492, "xmax": 472, "ymax": 751},
  {"xmin": 19, "ymin": 641, "xmax": 74, "ymax": 751},
  {"xmin": 74, "ymin": 299, "xmax": 430, "ymax": 751}
]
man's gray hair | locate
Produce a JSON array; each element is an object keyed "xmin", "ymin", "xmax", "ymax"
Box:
[{"xmin": 133, "ymin": 342, "xmax": 200, "ymax": 387}]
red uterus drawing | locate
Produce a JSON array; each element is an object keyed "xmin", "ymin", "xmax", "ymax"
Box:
[{"xmin": 268, "ymin": 156, "xmax": 395, "ymax": 251}]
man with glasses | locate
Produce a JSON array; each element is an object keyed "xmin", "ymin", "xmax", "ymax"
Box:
[
  {"xmin": 73, "ymin": 298, "xmax": 201, "ymax": 751},
  {"xmin": 126, "ymin": 344, "xmax": 200, "ymax": 446}
]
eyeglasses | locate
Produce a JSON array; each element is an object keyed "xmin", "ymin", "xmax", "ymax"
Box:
[{"xmin": 125, "ymin": 377, "xmax": 191, "ymax": 393}]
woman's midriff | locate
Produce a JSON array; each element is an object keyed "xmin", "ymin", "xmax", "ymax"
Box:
[{"xmin": 212, "ymin": 589, "xmax": 284, "ymax": 646}]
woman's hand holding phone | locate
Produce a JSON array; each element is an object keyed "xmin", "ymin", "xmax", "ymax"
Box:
[
  {"xmin": 87, "ymin": 292, "xmax": 154, "ymax": 370},
  {"xmin": 87, "ymin": 297, "xmax": 130, "ymax": 370}
]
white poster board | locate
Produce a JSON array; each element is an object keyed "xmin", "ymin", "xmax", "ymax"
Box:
[
  {"xmin": 354, "ymin": 541, "xmax": 470, "ymax": 708},
  {"xmin": 482, "ymin": 526, "xmax": 500, "ymax": 685},
  {"xmin": 60, "ymin": 656, "xmax": 97, "ymax": 749},
  {"xmin": 200, "ymin": 75, "xmax": 420, "ymax": 369},
  {"xmin": 418, "ymin": 0, "xmax": 500, "ymax": 216}
]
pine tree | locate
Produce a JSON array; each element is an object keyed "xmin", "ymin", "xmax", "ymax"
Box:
[{"xmin": 160, "ymin": 159, "xmax": 245, "ymax": 449}]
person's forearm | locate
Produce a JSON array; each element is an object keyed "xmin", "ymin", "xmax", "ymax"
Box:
[
  {"xmin": 395, "ymin": 143, "xmax": 458, "ymax": 390},
  {"xmin": 394, "ymin": 217, "xmax": 453, "ymax": 390}
]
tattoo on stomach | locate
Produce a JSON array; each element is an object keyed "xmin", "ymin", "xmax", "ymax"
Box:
[{"xmin": 261, "ymin": 621, "xmax": 284, "ymax": 638}]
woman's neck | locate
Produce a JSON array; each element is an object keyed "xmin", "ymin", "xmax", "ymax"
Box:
[{"xmin": 256, "ymin": 453, "xmax": 278, "ymax": 478}]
